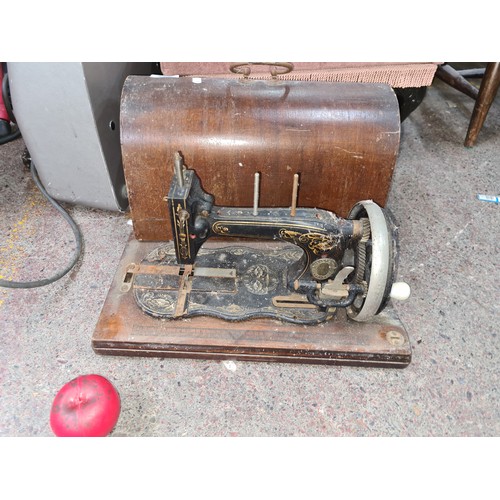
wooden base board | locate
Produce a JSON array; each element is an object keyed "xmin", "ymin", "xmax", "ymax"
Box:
[{"xmin": 92, "ymin": 238, "xmax": 412, "ymax": 368}]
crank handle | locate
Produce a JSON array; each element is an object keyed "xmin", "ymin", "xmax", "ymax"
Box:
[{"xmin": 389, "ymin": 282, "xmax": 411, "ymax": 301}]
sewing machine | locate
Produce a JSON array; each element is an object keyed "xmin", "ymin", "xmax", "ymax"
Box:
[
  {"xmin": 92, "ymin": 75, "xmax": 412, "ymax": 367},
  {"xmin": 132, "ymin": 152, "xmax": 410, "ymax": 326}
]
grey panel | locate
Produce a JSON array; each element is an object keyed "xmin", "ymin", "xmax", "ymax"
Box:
[{"xmin": 7, "ymin": 62, "xmax": 152, "ymax": 211}]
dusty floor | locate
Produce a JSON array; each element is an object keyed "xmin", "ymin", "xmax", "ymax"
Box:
[{"xmin": 0, "ymin": 76, "xmax": 498, "ymax": 437}]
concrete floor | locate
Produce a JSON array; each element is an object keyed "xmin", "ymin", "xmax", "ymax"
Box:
[{"xmin": 0, "ymin": 76, "xmax": 498, "ymax": 437}]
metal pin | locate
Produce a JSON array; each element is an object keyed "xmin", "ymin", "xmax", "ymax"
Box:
[
  {"xmin": 174, "ymin": 152, "xmax": 184, "ymax": 188},
  {"xmin": 253, "ymin": 172, "xmax": 260, "ymax": 216},
  {"xmin": 290, "ymin": 173, "xmax": 299, "ymax": 216}
]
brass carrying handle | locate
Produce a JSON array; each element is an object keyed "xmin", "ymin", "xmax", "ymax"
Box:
[{"xmin": 229, "ymin": 62, "xmax": 294, "ymax": 78}]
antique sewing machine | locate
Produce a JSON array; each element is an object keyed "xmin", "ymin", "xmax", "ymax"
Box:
[
  {"xmin": 131, "ymin": 152, "xmax": 410, "ymax": 327},
  {"xmin": 92, "ymin": 74, "xmax": 412, "ymax": 367}
]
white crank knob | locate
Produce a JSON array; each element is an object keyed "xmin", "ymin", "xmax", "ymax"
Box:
[{"xmin": 389, "ymin": 282, "xmax": 411, "ymax": 301}]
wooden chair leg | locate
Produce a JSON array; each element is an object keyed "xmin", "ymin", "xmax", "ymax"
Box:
[
  {"xmin": 465, "ymin": 62, "xmax": 500, "ymax": 147},
  {"xmin": 435, "ymin": 63, "xmax": 479, "ymax": 99}
]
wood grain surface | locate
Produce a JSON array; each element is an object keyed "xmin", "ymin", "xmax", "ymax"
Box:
[{"xmin": 120, "ymin": 77, "xmax": 400, "ymax": 241}]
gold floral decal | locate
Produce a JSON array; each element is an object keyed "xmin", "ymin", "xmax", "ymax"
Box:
[
  {"xmin": 279, "ymin": 229, "xmax": 336, "ymax": 255},
  {"xmin": 212, "ymin": 222, "xmax": 230, "ymax": 235}
]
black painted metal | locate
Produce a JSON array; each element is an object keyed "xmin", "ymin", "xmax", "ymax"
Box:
[{"xmin": 167, "ymin": 166, "xmax": 362, "ymax": 302}]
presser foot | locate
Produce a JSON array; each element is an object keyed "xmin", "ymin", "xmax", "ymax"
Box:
[{"xmin": 131, "ymin": 243, "xmax": 337, "ymax": 325}]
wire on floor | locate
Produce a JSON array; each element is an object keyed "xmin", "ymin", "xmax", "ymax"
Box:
[{"xmin": 0, "ymin": 161, "xmax": 83, "ymax": 289}]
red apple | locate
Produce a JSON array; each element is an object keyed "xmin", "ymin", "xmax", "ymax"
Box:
[{"xmin": 50, "ymin": 374, "xmax": 121, "ymax": 437}]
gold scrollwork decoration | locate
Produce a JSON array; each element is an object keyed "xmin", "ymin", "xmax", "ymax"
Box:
[
  {"xmin": 212, "ymin": 222, "xmax": 231, "ymax": 235},
  {"xmin": 176, "ymin": 204, "xmax": 190, "ymax": 259},
  {"xmin": 279, "ymin": 229, "xmax": 337, "ymax": 255}
]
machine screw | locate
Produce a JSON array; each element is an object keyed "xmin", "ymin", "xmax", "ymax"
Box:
[{"xmin": 386, "ymin": 330, "xmax": 405, "ymax": 346}]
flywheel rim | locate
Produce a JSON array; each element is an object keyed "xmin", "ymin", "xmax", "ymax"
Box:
[{"xmin": 347, "ymin": 200, "xmax": 392, "ymax": 322}]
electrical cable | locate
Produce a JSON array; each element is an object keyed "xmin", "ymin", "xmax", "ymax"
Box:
[
  {"xmin": 0, "ymin": 128, "xmax": 20, "ymax": 145},
  {"xmin": 1, "ymin": 68, "xmax": 16, "ymax": 123},
  {"xmin": 0, "ymin": 69, "xmax": 21, "ymax": 145},
  {"xmin": 0, "ymin": 161, "xmax": 83, "ymax": 288}
]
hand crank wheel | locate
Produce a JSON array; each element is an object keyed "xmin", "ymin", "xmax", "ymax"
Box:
[{"xmin": 347, "ymin": 200, "xmax": 396, "ymax": 322}]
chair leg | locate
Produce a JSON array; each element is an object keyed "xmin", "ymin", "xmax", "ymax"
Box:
[
  {"xmin": 435, "ymin": 63, "xmax": 479, "ymax": 99},
  {"xmin": 464, "ymin": 62, "xmax": 500, "ymax": 147}
]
